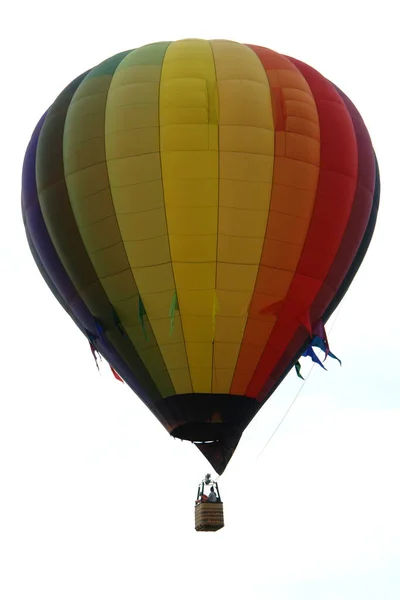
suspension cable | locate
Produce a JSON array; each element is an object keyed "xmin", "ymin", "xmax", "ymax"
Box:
[{"xmin": 256, "ymin": 302, "xmax": 345, "ymax": 461}]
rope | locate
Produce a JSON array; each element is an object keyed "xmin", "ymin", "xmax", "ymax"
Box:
[
  {"xmin": 256, "ymin": 365, "xmax": 315, "ymax": 459},
  {"xmin": 256, "ymin": 302, "xmax": 345, "ymax": 461}
]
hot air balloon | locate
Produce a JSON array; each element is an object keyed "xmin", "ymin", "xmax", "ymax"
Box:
[{"xmin": 22, "ymin": 39, "xmax": 379, "ymax": 476}]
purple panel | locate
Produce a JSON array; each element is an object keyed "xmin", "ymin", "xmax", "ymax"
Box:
[{"xmin": 22, "ymin": 112, "xmax": 95, "ymax": 332}]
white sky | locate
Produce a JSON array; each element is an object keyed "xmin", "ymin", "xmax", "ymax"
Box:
[{"xmin": 1, "ymin": 1, "xmax": 399, "ymax": 598}]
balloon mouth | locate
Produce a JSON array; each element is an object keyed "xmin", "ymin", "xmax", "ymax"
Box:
[
  {"xmin": 150, "ymin": 393, "xmax": 261, "ymax": 472},
  {"xmin": 170, "ymin": 422, "xmax": 244, "ymax": 474},
  {"xmin": 171, "ymin": 422, "xmax": 241, "ymax": 443}
]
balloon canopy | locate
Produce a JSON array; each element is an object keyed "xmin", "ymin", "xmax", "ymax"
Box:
[{"xmin": 22, "ymin": 39, "xmax": 379, "ymax": 474}]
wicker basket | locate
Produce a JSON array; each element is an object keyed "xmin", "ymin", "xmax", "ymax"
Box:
[{"xmin": 195, "ymin": 502, "xmax": 224, "ymax": 532}]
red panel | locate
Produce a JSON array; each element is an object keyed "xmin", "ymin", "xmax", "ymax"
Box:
[
  {"xmin": 247, "ymin": 59, "xmax": 359, "ymax": 399},
  {"xmin": 309, "ymin": 86, "xmax": 376, "ymax": 325},
  {"xmin": 231, "ymin": 46, "xmax": 321, "ymax": 396}
]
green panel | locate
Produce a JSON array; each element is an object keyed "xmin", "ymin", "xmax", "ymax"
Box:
[
  {"xmin": 63, "ymin": 45, "xmax": 175, "ymax": 398},
  {"xmin": 36, "ymin": 57, "xmax": 164, "ymax": 402}
]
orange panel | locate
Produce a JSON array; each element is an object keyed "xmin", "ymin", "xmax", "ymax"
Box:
[{"xmin": 231, "ymin": 46, "xmax": 320, "ymax": 395}]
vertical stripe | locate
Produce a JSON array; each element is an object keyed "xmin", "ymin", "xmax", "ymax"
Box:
[
  {"xmin": 230, "ymin": 47, "xmax": 321, "ymax": 395},
  {"xmin": 103, "ymin": 44, "xmax": 188, "ymax": 397},
  {"xmin": 106, "ymin": 43, "xmax": 191, "ymax": 396},
  {"xmin": 159, "ymin": 39, "xmax": 218, "ymax": 393},
  {"xmin": 37, "ymin": 64, "xmax": 163, "ymax": 403},
  {"xmin": 64, "ymin": 47, "xmax": 175, "ymax": 398},
  {"xmin": 256, "ymin": 86, "xmax": 377, "ymax": 404},
  {"xmin": 210, "ymin": 40, "xmax": 275, "ymax": 393},
  {"xmin": 248, "ymin": 58, "xmax": 358, "ymax": 398},
  {"xmin": 309, "ymin": 85, "xmax": 375, "ymax": 324},
  {"xmin": 26, "ymin": 111, "xmax": 166, "ymax": 415}
]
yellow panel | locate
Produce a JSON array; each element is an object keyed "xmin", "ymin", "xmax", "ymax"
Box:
[
  {"xmin": 105, "ymin": 48, "xmax": 192, "ymax": 396},
  {"xmin": 106, "ymin": 127, "xmax": 160, "ymax": 159},
  {"xmin": 118, "ymin": 261, "xmax": 173, "ymax": 295},
  {"xmin": 213, "ymin": 369, "xmax": 236, "ymax": 392},
  {"xmin": 166, "ymin": 205, "xmax": 218, "ymax": 236},
  {"xmin": 218, "ymin": 207, "xmax": 268, "ymax": 238},
  {"xmin": 106, "ymin": 153, "xmax": 160, "ymax": 188},
  {"xmin": 110, "ymin": 181, "xmax": 164, "ymax": 214},
  {"xmin": 118, "ymin": 208, "xmax": 167, "ymax": 241},
  {"xmin": 160, "ymin": 39, "xmax": 218, "ymax": 394},
  {"xmin": 217, "ymin": 263, "xmax": 259, "ymax": 291},
  {"xmin": 125, "ymin": 236, "xmax": 170, "ymax": 268},
  {"xmin": 215, "ymin": 317, "xmax": 246, "ymax": 343},
  {"xmin": 210, "ymin": 40, "xmax": 275, "ymax": 393},
  {"xmin": 173, "ymin": 263, "xmax": 215, "ymax": 291},
  {"xmin": 169, "ymin": 235, "xmax": 216, "ymax": 263},
  {"xmin": 140, "ymin": 290, "xmax": 176, "ymax": 318},
  {"xmin": 189, "ymin": 369, "xmax": 213, "ymax": 393},
  {"xmin": 182, "ymin": 317, "xmax": 214, "ymax": 343},
  {"xmin": 178, "ymin": 289, "xmax": 215, "ymax": 316},
  {"xmin": 213, "ymin": 343, "xmax": 241, "ymax": 369},
  {"xmin": 160, "ymin": 178, "xmax": 218, "ymax": 208},
  {"xmin": 216, "ymin": 289, "xmax": 252, "ymax": 317},
  {"xmin": 186, "ymin": 342, "xmax": 213, "ymax": 368}
]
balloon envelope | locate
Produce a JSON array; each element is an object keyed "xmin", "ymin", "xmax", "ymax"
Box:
[{"xmin": 22, "ymin": 40, "xmax": 379, "ymax": 474}]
